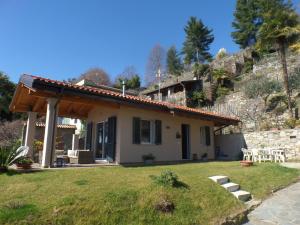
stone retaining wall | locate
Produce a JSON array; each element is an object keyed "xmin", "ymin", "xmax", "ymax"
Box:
[
  {"xmin": 243, "ymin": 129, "xmax": 300, "ymax": 160},
  {"xmin": 215, "ymin": 129, "xmax": 300, "ymax": 160}
]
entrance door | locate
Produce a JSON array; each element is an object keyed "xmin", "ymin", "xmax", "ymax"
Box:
[
  {"xmin": 96, "ymin": 122, "xmax": 104, "ymax": 158},
  {"xmin": 105, "ymin": 116, "xmax": 117, "ymax": 162},
  {"xmin": 181, "ymin": 124, "xmax": 190, "ymax": 159}
]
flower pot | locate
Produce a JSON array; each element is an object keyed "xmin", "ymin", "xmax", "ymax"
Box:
[
  {"xmin": 240, "ymin": 161, "xmax": 253, "ymax": 167},
  {"xmin": 15, "ymin": 163, "xmax": 32, "ymax": 170}
]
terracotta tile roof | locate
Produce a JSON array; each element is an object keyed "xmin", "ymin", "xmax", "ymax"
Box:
[{"xmin": 26, "ymin": 75, "xmax": 240, "ymax": 124}]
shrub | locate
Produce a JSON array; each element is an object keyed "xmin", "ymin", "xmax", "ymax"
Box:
[
  {"xmin": 284, "ymin": 118, "xmax": 300, "ymax": 129},
  {"xmin": 0, "ymin": 146, "xmax": 27, "ymax": 172},
  {"xmin": 150, "ymin": 170, "xmax": 179, "ymax": 187},
  {"xmin": 243, "ymin": 76, "xmax": 282, "ymax": 101},
  {"xmin": 216, "ymin": 86, "xmax": 231, "ymax": 99},
  {"xmin": 16, "ymin": 157, "xmax": 33, "ymax": 165},
  {"xmin": 241, "ymin": 60, "xmax": 253, "ymax": 74},
  {"xmin": 188, "ymin": 90, "xmax": 208, "ymax": 107}
]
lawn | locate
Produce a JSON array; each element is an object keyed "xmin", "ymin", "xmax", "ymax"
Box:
[{"xmin": 0, "ymin": 162, "xmax": 299, "ymax": 225}]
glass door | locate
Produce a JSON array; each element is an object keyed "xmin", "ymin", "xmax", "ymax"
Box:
[{"xmin": 96, "ymin": 122, "xmax": 104, "ymax": 159}]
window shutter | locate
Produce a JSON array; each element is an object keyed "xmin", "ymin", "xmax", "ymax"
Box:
[
  {"xmin": 205, "ymin": 126, "xmax": 211, "ymax": 146},
  {"xmin": 132, "ymin": 117, "xmax": 141, "ymax": 144},
  {"xmin": 155, "ymin": 120, "xmax": 162, "ymax": 145},
  {"xmin": 85, "ymin": 122, "xmax": 93, "ymax": 150}
]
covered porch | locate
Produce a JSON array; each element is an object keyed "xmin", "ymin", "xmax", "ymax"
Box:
[{"xmin": 10, "ymin": 75, "xmax": 119, "ymax": 168}]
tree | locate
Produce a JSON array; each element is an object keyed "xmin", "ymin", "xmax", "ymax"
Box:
[
  {"xmin": 243, "ymin": 75, "xmax": 283, "ymax": 105},
  {"xmin": 166, "ymin": 46, "xmax": 183, "ymax": 76},
  {"xmin": 0, "ymin": 72, "xmax": 19, "ymax": 121},
  {"xmin": 114, "ymin": 66, "xmax": 141, "ymax": 90},
  {"xmin": 75, "ymin": 68, "xmax": 111, "ymax": 86},
  {"xmin": 145, "ymin": 44, "xmax": 166, "ymax": 86},
  {"xmin": 182, "ymin": 17, "xmax": 214, "ymax": 64},
  {"xmin": 232, "ymin": 0, "xmax": 262, "ymax": 48},
  {"xmin": 288, "ymin": 68, "xmax": 300, "ymax": 92},
  {"xmin": 256, "ymin": 0, "xmax": 300, "ymax": 117}
]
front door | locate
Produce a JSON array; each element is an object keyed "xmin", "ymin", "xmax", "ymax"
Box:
[
  {"xmin": 181, "ymin": 124, "xmax": 190, "ymax": 159},
  {"xmin": 105, "ymin": 116, "xmax": 117, "ymax": 162}
]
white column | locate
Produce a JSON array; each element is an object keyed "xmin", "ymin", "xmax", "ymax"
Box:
[
  {"xmin": 41, "ymin": 98, "xmax": 59, "ymax": 168},
  {"xmin": 72, "ymin": 134, "xmax": 79, "ymax": 150},
  {"xmin": 24, "ymin": 112, "xmax": 37, "ymax": 159}
]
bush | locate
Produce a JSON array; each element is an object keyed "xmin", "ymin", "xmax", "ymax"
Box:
[
  {"xmin": 16, "ymin": 157, "xmax": 33, "ymax": 165},
  {"xmin": 150, "ymin": 170, "xmax": 179, "ymax": 187},
  {"xmin": 0, "ymin": 145, "xmax": 27, "ymax": 172},
  {"xmin": 241, "ymin": 60, "xmax": 253, "ymax": 74},
  {"xmin": 284, "ymin": 118, "xmax": 300, "ymax": 129},
  {"xmin": 243, "ymin": 76, "xmax": 282, "ymax": 100},
  {"xmin": 216, "ymin": 86, "xmax": 231, "ymax": 99}
]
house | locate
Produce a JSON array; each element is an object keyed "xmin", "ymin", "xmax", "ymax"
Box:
[
  {"xmin": 141, "ymin": 72, "xmax": 203, "ymax": 107},
  {"xmin": 10, "ymin": 74, "xmax": 239, "ymax": 168}
]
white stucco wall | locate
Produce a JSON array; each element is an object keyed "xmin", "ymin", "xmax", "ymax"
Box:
[{"xmin": 87, "ymin": 103, "xmax": 215, "ymax": 164}]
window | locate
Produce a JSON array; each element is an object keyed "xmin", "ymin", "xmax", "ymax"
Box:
[
  {"xmin": 133, "ymin": 118, "xmax": 162, "ymax": 145},
  {"xmin": 200, "ymin": 126, "xmax": 211, "ymax": 146},
  {"xmin": 141, "ymin": 120, "xmax": 151, "ymax": 143}
]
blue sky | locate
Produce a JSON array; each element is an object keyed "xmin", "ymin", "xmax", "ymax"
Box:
[{"xmin": 0, "ymin": 0, "xmax": 299, "ymax": 84}]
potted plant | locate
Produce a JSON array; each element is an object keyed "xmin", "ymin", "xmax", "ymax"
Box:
[
  {"xmin": 15, "ymin": 157, "xmax": 33, "ymax": 169},
  {"xmin": 240, "ymin": 160, "xmax": 253, "ymax": 167},
  {"xmin": 0, "ymin": 146, "xmax": 27, "ymax": 172},
  {"xmin": 201, "ymin": 153, "xmax": 208, "ymax": 162},
  {"xmin": 142, "ymin": 153, "xmax": 155, "ymax": 165}
]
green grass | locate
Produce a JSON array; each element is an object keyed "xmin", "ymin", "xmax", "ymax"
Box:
[{"xmin": 0, "ymin": 162, "xmax": 299, "ymax": 225}]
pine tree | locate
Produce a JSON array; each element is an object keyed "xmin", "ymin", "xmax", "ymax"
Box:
[
  {"xmin": 182, "ymin": 17, "xmax": 214, "ymax": 64},
  {"xmin": 166, "ymin": 46, "xmax": 183, "ymax": 76},
  {"xmin": 257, "ymin": 0, "xmax": 300, "ymax": 117},
  {"xmin": 232, "ymin": 0, "xmax": 262, "ymax": 48}
]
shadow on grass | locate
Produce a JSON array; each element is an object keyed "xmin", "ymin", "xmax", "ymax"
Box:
[
  {"xmin": 173, "ymin": 180, "xmax": 189, "ymax": 189},
  {"xmin": 74, "ymin": 179, "xmax": 89, "ymax": 186},
  {"xmin": 0, "ymin": 169, "xmax": 45, "ymax": 177}
]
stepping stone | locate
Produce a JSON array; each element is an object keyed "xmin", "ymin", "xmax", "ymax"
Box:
[
  {"xmin": 232, "ymin": 190, "xmax": 251, "ymax": 202},
  {"xmin": 209, "ymin": 175, "xmax": 229, "ymax": 184},
  {"xmin": 221, "ymin": 182, "xmax": 240, "ymax": 192}
]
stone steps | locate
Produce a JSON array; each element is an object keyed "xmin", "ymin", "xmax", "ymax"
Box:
[
  {"xmin": 221, "ymin": 182, "xmax": 240, "ymax": 192},
  {"xmin": 209, "ymin": 175, "xmax": 251, "ymax": 202},
  {"xmin": 208, "ymin": 175, "xmax": 229, "ymax": 184}
]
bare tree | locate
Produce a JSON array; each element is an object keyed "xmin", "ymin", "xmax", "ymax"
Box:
[
  {"xmin": 145, "ymin": 44, "xmax": 166, "ymax": 86},
  {"xmin": 115, "ymin": 66, "xmax": 138, "ymax": 81},
  {"xmin": 0, "ymin": 120, "xmax": 23, "ymax": 147},
  {"xmin": 70, "ymin": 68, "xmax": 111, "ymax": 86},
  {"xmin": 114, "ymin": 66, "xmax": 141, "ymax": 90}
]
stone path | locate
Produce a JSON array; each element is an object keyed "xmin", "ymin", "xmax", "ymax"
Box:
[
  {"xmin": 244, "ymin": 181, "xmax": 300, "ymax": 225},
  {"xmin": 281, "ymin": 162, "xmax": 300, "ymax": 169}
]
